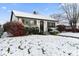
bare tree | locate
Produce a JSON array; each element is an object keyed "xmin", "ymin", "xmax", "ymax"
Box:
[
  {"xmin": 50, "ymin": 14, "xmax": 62, "ymax": 22},
  {"xmin": 61, "ymin": 3, "xmax": 79, "ymax": 32}
]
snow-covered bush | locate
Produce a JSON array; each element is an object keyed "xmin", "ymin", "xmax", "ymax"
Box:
[
  {"xmin": 48, "ymin": 28, "xmax": 59, "ymax": 35},
  {"xmin": 3, "ymin": 21, "xmax": 26, "ymax": 37},
  {"xmin": 1, "ymin": 32, "xmax": 13, "ymax": 38},
  {"xmin": 49, "ymin": 30, "xmax": 59, "ymax": 35}
]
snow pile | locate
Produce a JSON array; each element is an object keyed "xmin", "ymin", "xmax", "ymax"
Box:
[
  {"xmin": 1, "ymin": 32, "xmax": 13, "ymax": 38},
  {"xmin": 0, "ymin": 35, "xmax": 79, "ymax": 56},
  {"xmin": 59, "ymin": 32, "xmax": 79, "ymax": 37}
]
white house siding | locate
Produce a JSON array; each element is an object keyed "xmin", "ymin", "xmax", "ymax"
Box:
[
  {"xmin": 37, "ymin": 20, "xmax": 40, "ymax": 32},
  {"xmin": 12, "ymin": 14, "xmax": 18, "ymax": 21},
  {"xmin": 18, "ymin": 18, "xmax": 24, "ymax": 25},
  {"xmin": 30, "ymin": 20, "xmax": 34, "ymax": 25},
  {"xmin": 44, "ymin": 21, "xmax": 47, "ymax": 32},
  {"xmin": 30, "ymin": 19, "xmax": 36, "ymax": 26}
]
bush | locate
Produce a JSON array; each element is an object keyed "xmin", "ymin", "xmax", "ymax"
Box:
[
  {"xmin": 65, "ymin": 28, "xmax": 79, "ymax": 32},
  {"xmin": 24, "ymin": 27, "xmax": 30, "ymax": 34},
  {"xmin": 48, "ymin": 27, "xmax": 59, "ymax": 35},
  {"xmin": 76, "ymin": 29, "xmax": 79, "ymax": 32},
  {"xmin": 65, "ymin": 28, "xmax": 72, "ymax": 32},
  {"xmin": 31, "ymin": 27, "xmax": 39, "ymax": 34},
  {"xmin": 49, "ymin": 30, "xmax": 59, "ymax": 35},
  {"xmin": 3, "ymin": 21, "xmax": 26, "ymax": 36},
  {"xmin": 57, "ymin": 25, "xmax": 65, "ymax": 32},
  {"xmin": 24, "ymin": 27, "xmax": 39, "ymax": 34}
]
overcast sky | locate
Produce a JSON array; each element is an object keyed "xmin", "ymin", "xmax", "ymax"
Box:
[{"xmin": 0, "ymin": 3, "xmax": 61, "ymax": 24}]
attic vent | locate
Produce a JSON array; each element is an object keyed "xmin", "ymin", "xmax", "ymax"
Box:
[{"xmin": 33, "ymin": 11, "xmax": 38, "ymax": 14}]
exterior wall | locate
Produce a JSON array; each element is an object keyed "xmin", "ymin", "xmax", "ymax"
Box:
[
  {"xmin": 23, "ymin": 18, "xmax": 37, "ymax": 27},
  {"xmin": 18, "ymin": 18, "xmax": 24, "ymax": 25},
  {"xmin": 30, "ymin": 20, "xmax": 34, "ymax": 25},
  {"xmin": 30, "ymin": 19, "xmax": 37, "ymax": 26},
  {"xmin": 24, "ymin": 18, "xmax": 30, "ymax": 26},
  {"xmin": 44, "ymin": 21, "xmax": 47, "ymax": 32},
  {"xmin": 11, "ymin": 14, "xmax": 57, "ymax": 33},
  {"xmin": 12, "ymin": 14, "xmax": 18, "ymax": 21},
  {"xmin": 37, "ymin": 20, "xmax": 40, "ymax": 32}
]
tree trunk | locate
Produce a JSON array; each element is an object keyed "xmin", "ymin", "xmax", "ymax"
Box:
[
  {"xmin": 72, "ymin": 23, "xmax": 77, "ymax": 32},
  {"xmin": 69, "ymin": 23, "xmax": 76, "ymax": 32}
]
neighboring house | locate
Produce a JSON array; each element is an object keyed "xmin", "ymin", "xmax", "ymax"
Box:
[
  {"xmin": 57, "ymin": 20, "xmax": 72, "ymax": 29},
  {"xmin": 10, "ymin": 10, "xmax": 58, "ymax": 33},
  {"xmin": 57, "ymin": 19, "xmax": 79, "ymax": 29}
]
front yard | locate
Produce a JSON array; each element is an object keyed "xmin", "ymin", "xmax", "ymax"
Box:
[
  {"xmin": 0, "ymin": 34, "xmax": 79, "ymax": 56},
  {"xmin": 59, "ymin": 32, "xmax": 79, "ymax": 38}
]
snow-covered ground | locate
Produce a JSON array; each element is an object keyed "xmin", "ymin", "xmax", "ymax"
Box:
[
  {"xmin": 59, "ymin": 32, "xmax": 79, "ymax": 37},
  {"xmin": 0, "ymin": 35, "xmax": 79, "ymax": 56}
]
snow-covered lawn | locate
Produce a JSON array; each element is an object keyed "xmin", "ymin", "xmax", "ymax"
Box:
[
  {"xmin": 0, "ymin": 35, "xmax": 79, "ymax": 56},
  {"xmin": 58, "ymin": 32, "xmax": 79, "ymax": 38}
]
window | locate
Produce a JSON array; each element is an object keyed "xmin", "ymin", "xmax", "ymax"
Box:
[
  {"xmin": 26, "ymin": 20, "xmax": 30, "ymax": 25},
  {"xmin": 30, "ymin": 20, "xmax": 37, "ymax": 25},
  {"xmin": 22, "ymin": 18, "xmax": 24, "ymax": 24},
  {"xmin": 52, "ymin": 22, "xmax": 55, "ymax": 27},
  {"xmin": 48, "ymin": 22, "xmax": 55, "ymax": 28},
  {"xmin": 34, "ymin": 20, "xmax": 37, "ymax": 25},
  {"xmin": 22, "ymin": 18, "xmax": 30, "ymax": 25}
]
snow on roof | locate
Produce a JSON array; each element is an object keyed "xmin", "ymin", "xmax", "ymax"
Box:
[{"xmin": 12, "ymin": 10, "xmax": 58, "ymax": 21}]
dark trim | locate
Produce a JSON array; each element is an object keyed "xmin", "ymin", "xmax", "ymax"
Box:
[{"xmin": 10, "ymin": 11, "xmax": 13, "ymax": 22}]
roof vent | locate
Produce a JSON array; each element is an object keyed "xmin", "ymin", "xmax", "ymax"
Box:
[{"xmin": 33, "ymin": 11, "xmax": 38, "ymax": 14}]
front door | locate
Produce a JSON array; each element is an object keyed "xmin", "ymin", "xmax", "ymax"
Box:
[{"xmin": 40, "ymin": 20, "xmax": 44, "ymax": 33}]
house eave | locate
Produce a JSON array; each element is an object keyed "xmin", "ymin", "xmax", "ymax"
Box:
[
  {"xmin": 16, "ymin": 16, "xmax": 57, "ymax": 22},
  {"xmin": 12, "ymin": 10, "xmax": 58, "ymax": 22}
]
